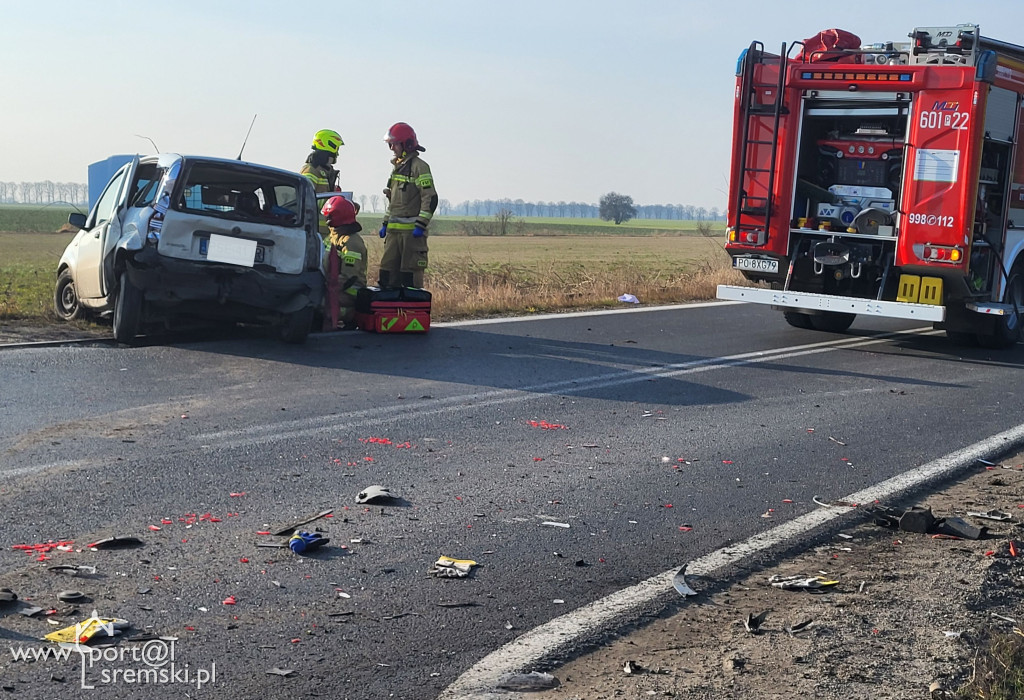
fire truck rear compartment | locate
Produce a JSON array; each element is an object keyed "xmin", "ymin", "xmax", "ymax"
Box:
[{"xmin": 788, "ymin": 93, "xmax": 909, "ymax": 300}]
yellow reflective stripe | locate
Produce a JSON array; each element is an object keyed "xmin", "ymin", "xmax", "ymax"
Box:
[
  {"xmin": 391, "ymin": 174, "xmax": 413, "ymax": 183},
  {"xmin": 345, "ymin": 287, "xmax": 360, "ymax": 297},
  {"xmin": 304, "ymin": 173, "xmax": 329, "ymax": 186},
  {"xmin": 342, "ymin": 252, "xmax": 362, "ymax": 264},
  {"xmin": 417, "ymin": 211, "xmax": 433, "ymax": 220},
  {"xmin": 387, "ymin": 222, "xmax": 415, "ymax": 231},
  {"xmin": 415, "ymin": 173, "xmax": 433, "ymax": 188}
]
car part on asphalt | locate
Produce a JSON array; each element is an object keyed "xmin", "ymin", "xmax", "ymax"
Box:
[
  {"xmin": 356, "ymin": 485, "xmax": 396, "ymax": 505},
  {"xmin": 271, "ymin": 509, "xmax": 334, "ymax": 536}
]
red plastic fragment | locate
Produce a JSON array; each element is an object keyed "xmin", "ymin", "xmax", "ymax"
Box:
[
  {"xmin": 222, "ymin": 596, "xmax": 236, "ymax": 605},
  {"xmin": 256, "ymin": 531, "xmax": 271, "ymax": 535},
  {"xmin": 229, "ymin": 492, "xmax": 246, "ymax": 497},
  {"xmin": 527, "ymin": 420, "xmax": 568, "ymax": 430},
  {"xmin": 149, "ymin": 525, "xmax": 161, "ymax": 531},
  {"xmin": 722, "ymin": 460, "xmax": 733, "ymax": 464},
  {"xmin": 240, "ymin": 558, "xmax": 249, "ymax": 563}
]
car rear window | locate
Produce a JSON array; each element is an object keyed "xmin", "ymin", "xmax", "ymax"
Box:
[{"xmin": 176, "ymin": 162, "xmax": 305, "ymax": 227}]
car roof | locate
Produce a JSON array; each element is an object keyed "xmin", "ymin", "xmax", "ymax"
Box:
[{"xmin": 137, "ymin": 153, "xmax": 304, "ymax": 180}]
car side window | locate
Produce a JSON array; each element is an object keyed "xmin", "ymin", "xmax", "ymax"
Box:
[
  {"xmin": 89, "ymin": 168, "xmax": 129, "ymax": 228},
  {"xmin": 129, "ymin": 164, "xmax": 165, "ymax": 208}
]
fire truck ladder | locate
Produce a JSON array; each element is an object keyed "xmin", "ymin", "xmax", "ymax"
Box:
[{"xmin": 732, "ymin": 42, "xmax": 788, "ymax": 240}]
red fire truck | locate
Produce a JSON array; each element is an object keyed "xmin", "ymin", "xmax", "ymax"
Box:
[{"xmin": 717, "ymin": 24, "xmax": 1024, "ymax": 347}]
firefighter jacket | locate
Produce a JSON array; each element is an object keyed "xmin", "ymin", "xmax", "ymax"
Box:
[
  {"xmin": 328, "ymin": 223, "xmax": 367, "ymax": 295},
  {"xmin": 301, "ymin": 162, "xmax": 339, "ymax": 237},
  {"xmin": 382, "ymin": 154, "xmax": 437, "ymax": 229}
]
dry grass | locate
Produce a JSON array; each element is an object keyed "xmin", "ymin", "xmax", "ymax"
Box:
[
  {"xmin": 423, "ymin": 255, "xmax": 745, "ymax": 319},
  {"xmin": 958, "ymin": 630, "xmax": 1024, "ymax": 699}
]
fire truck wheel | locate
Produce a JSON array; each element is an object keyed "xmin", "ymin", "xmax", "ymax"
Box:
[
  {"xmin": 809, "ymin": 311, "xmax": 856, "ymax": 333},
  {"xmin": 977, "ymin": 270, "xmax": 1024, "ymax": 349},
  {"xmin": 783, "ymin": 311, "xmax": 814, "ymax": 329}
]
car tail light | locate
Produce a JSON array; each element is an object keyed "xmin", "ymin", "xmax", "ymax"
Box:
[
  {"xmin": 146, "ymin": 210, "xmax": 164, "ymax": 244},
  {"xmin": 913, "ymin": 243, "xmax": 962, "ymax": 263}
]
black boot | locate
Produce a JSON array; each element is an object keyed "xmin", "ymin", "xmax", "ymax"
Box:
[
  {"xmin": 378, "ymin": 270, "xmax": 392, "ymax": 289},
  {"xmin": 400, "ymin": 271, "xmax": 416, "ymax": 289}
]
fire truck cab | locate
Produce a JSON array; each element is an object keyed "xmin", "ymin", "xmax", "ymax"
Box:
[{"xmin": 718, "ymin": 24, "xmax": 1024, "ymax": 347}]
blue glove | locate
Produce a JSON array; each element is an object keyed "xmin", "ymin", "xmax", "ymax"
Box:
[
  {"xmin": 289, "ymin": 531, "xmax": 328, "ymax": 553},
  {"xmin": 378, "ymin": 224, "xmax": 387, "ymax": 238},
  {"xmin": 412, "ymin": 225, "xmax": 425, "ymax": 238}
]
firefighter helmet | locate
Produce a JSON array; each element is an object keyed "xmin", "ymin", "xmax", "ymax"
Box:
[
  {"xmin": 321, "ymin": 196, "xmax": 357, "ymax": 227},
  {"xmin": 312, "ymin": 129, "xmax": 344, "ymax": 155},
  {"xmin": 384, "ymin": 122, "xmax": 425, "ymax": 152}
]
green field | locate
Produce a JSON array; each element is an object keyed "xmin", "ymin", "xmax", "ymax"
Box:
[
  {"xmin": 0, "ymin": 204, "xmax": 81, "ymax": 234},
  {"xmin": 0, "ymin": 207, "xmax": 740, "ymax": 324}
]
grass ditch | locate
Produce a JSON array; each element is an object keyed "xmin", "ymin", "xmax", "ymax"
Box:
[{"xmin": 958, "ymin": 629, "xmax": 1024, "ymax": 699}]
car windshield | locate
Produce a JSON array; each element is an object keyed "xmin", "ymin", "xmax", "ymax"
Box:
[{"xmin": 176, "ymin": 162, "xmax": 304, "ymax": 226}]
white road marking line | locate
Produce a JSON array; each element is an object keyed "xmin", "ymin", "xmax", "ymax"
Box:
[
  {"xmin": 432, "ymin": 301, "xmax": 742, "ymax": 327},
  {"xmin": 439, "ymin": 424, "xmax": 1024, "ymax": 699},
  {"xmin": 194, "ymin": 328, "xmax": 936, "ymax": 450}
]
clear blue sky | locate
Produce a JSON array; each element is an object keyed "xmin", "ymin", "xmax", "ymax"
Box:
[{"xmin": 3, "ymin": 1, "xmax": 1024, "ymax": 211}]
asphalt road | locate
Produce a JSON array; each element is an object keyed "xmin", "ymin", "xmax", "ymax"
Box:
[{"xmin": 2, "ymin": 302, "xmax": 1023, "ymax": 699}]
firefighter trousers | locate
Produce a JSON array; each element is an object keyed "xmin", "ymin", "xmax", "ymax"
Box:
[{"xmin": 379, "ymin": 225, "xmax": 428, "ymax": 288}]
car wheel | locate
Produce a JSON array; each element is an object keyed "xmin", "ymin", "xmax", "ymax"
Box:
[
  {"xmin": 54, "ymin": 269, "xmax": 82, "ymax": 321},
  {"xmin": 782, "ymin": 311, "xmax": 813, "ymax": 329},
  {"xmin": 976, "ymin": 270, "xmax": 1024, "ymax": 349},
  {"xmin": 280, "ymin": 307, "xmax": 314, "ymax": 344},
  {"xmin": 809, "ymin": 311, "xmax": 856, "ymax": 333},
  {"xmin": 112, "ymin": 271, "xmax": 143, "ymax": 344}
]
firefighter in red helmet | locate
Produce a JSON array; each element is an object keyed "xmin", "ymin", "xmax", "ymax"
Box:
[
  {"xmin": 377, "ymin": 122, "xmax": 437, "ymax": 288},
  {"xmin": 321, "ymin": 196, "xmax": 366, "ymax": 330}
]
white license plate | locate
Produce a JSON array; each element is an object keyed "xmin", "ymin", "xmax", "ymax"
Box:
[
  {"xmin": 733, "ymin": 256, "xmax": 779, "ymax": 274},
  {"xmin": 205, "ymin": 234, "xmax": 258, "ymax": 267}
]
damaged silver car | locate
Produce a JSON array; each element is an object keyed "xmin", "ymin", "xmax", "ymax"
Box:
[{"xmin": 55, "ymin": 154, "xmax": 325, "ymax": 343}]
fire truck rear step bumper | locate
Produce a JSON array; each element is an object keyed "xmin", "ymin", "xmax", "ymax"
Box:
[{"xmin": 717, "ymin": 285, "xmax": 945, "ymax": 322}]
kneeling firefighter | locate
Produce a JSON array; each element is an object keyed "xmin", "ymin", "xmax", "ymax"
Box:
[
  {"xmin": 377, "ymin": 122, "xmax": 437, "ymax": 289},
  {"xmin": 321, "ymin": 196, "xmax": 367, "ymax": 330}
]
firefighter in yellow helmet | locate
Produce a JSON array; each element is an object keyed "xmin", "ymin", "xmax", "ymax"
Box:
[
  {"xmin": 321, "ymin": 196, "xmax": 366, "ymax": 330},
  {"xmin": 377, "ymin": 122, "xmax": 437, "ymax": 289},
  {"xmin": 301, "ymin": 129, "xmax": 343, "ymax": 238}
]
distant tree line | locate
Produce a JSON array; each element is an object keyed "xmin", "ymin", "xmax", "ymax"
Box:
[
  {"xmin": 2, "ymin": 181, "xmax": 724, "ymax": 221},
  {"xmin": 0, "ymin": 181, "xmax": 88, "ymax": 205},
  {"xmin": 355, "ymin": 194, "xmax": 724, "ymax": 221}
]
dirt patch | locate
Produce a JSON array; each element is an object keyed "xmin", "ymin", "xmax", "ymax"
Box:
[
  {"xmin": 0, "ymin": 319, "xmax": 109, "ymax": 346},
  {"xmin": 535, "ymin": 456, "xmax": 1024, "ymax": 700}
]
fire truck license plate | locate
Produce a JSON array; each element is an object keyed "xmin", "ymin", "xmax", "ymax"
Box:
[{"xmin": 733, "ymin": 257, "xmax": 778, "ymax": 274}]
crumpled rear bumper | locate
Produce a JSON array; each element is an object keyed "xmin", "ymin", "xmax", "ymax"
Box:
[{"xmin": 127, "ymin": 248, "xmax": 325, "ymax": 321}]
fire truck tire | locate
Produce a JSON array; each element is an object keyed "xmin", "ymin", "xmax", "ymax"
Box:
[
  {"xmin": 809, "ymin": 311, "xmax": 856, "ymax": 333},
  {"xmin": 783, "ymin": 311, "xmax": 814, "ymax": 329},
  {"xmin": 977, "ymin": 270, "xmax": 1024, "ymax": 349}
]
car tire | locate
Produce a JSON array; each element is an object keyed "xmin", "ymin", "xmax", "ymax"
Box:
[
  {"xmin": 809, "ymin": 311, "xmax": 856, "ymax": 333},
  {"xmin": 280, "ymin": 307, "xmax": 314, "ymax": 344},
  {"xmin": 54, "ymin": 269, "xmax": 82, "ymax": 321},
  {"xmin": 113, "ymin": 271, "xmax": 143, "ymax": 344},
  {"xmin": 782, "ymin": 311, "xmax": 813, "ymax": 329},
  {"xmin": 976, "ymin": 270, "xmax": 1024, "ymax": 349}
]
